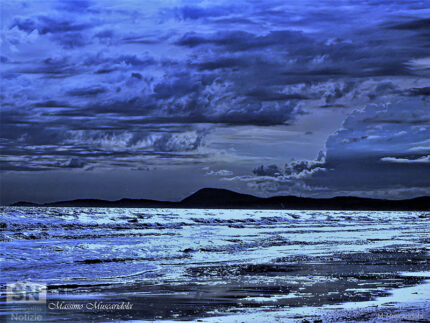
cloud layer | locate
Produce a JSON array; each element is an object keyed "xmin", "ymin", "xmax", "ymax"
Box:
[
  {"xmin": 234, "ymin": 98, "xmax": 430, "ymax": 198},
  {"xmin": 1, "ymin": 0, "xmax": 429, "ymax": 201}
]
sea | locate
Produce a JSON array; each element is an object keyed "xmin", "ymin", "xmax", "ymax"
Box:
[{"xmin": 1, "ymin": 207, "xmax": 429, "ymax": 322}]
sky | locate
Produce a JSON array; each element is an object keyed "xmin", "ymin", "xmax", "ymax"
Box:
[{"xmin": 1, "ymin": 0, "xmax": 429, "ymax": 204}]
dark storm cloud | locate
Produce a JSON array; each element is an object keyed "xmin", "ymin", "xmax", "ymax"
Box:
[
  {"xmin": 94, "ymin": 29, "xmax": 114, "ymax": 39},
  {"xmin": 94, "ymin": 67, "xmax": 117, "ymax": 74},
  {"xmin": 153, "ymin": 74, "xmax": 201, "ymax": 99},
  {"xmin": 241, "ymin": 98, "xmax": 430, "ymax": 197},
  {"xmin": 131, "ymin": 72, "xmax": 142, "ymax": 80},
  {"xmin": 388, "ymin": 18, "xmax": 430, "ymax": 30},
  {"xmin": 81, "ymin": 54, "xmax": 156, "ymax": 67},
  {"xmin": 33, "ymin": 100, "xmax": 73, "ymax": 108},
  {"xmin": 176, "ymin": 30, "xmax": 309, "ymax": 52},
  {"xmin": 66, "ymin": 86, "xmax": 107, "ymax": 97},
  {"xmin": 243, "ymin": 155, "xmax": 327, "ymax": 189},
  {"xmin": 176, "ymin": 28, "xmax": 421, "ymax": 102},
  {"xmin": 121, "ymin": 34, "xmax": 167, "ymax": 45},
  {"xmin": 11, "ymin": 57, "xmax": 80, "ymax": 78},
  {"xmin": 192, "ymin": 57, "xmax": 246, "ymax": 71},
  {"xmin": 114, "ymin": 55, "xmax": 156, "ymax": 67},
  {"xmin": 253, "ymin": 165, "xmax": 282, "ymax": 177},
  {"xmin": 10, "ymin": 16, "xmax": 92, "ymax": 34},
  {"xmin": 51, "ymin": 32, "xmax": 88, "ymax": 49},
  {"xmin": 1, "ymin": 0, "xmax": 429, "ymax": 200},
  {"xmin": 406, "ymin": 87, "xmax": 430, "ymax": 96},
  {"xmin": 172, "ymin": 5, "xmax": 239, "ymax": 20}
]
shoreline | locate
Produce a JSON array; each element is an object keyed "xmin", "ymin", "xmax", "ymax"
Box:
[{"xmin": 1, "ymin": 207, "xmax": 429, "ymax": 322}]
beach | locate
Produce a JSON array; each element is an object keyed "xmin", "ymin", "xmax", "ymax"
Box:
[{"xmin": 1, "ymin": 207, "xmax": 429, "ymax": 322}]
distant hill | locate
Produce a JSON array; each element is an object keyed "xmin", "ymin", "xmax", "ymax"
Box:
[{"xmin": 10, "ymin": 188, "xmax": 430, "ymax": 211}]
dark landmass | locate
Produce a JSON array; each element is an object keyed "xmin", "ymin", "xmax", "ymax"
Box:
[{"xmin": 10, "ymin": 188, "xmax": 430, "ymax": 210}]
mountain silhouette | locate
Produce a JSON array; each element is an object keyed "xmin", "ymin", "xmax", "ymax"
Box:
[{"xmin": 10, "ymin": 188, "xmax": 430, "ymax": 211}]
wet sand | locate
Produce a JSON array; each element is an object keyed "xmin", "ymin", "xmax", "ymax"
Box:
[{"xmin": 39, "ymin": 249, "xmax": 430, "ymax": 322}]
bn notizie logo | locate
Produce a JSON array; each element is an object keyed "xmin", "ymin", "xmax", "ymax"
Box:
[
  {"xmin": 6, "ymin": 283, "xmax": 47, "ymax": 322},
  {"xmin": 6, "ymin": 283, "xmax": 47, "ymax": 304}
]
